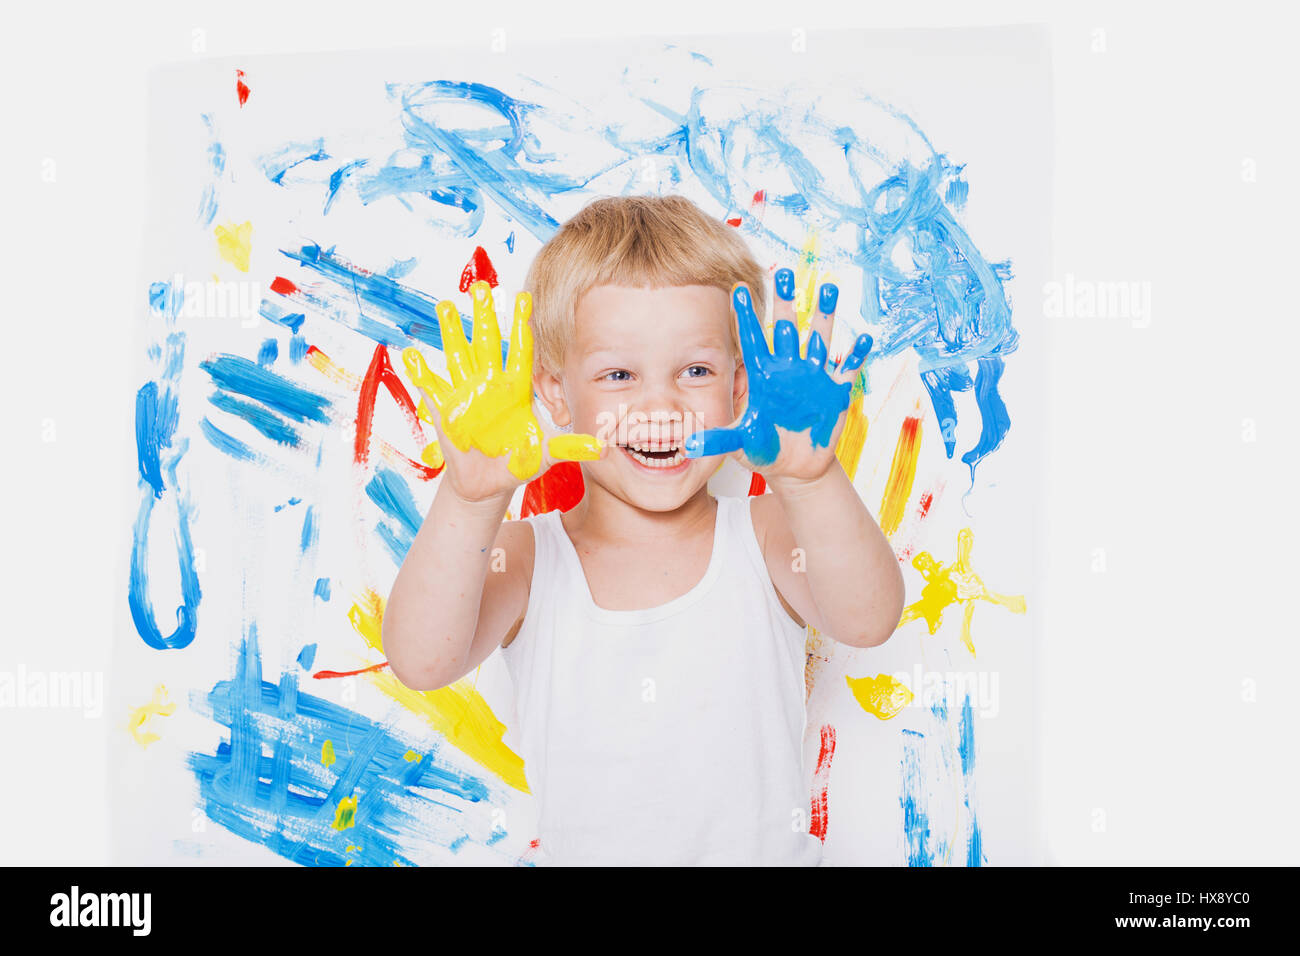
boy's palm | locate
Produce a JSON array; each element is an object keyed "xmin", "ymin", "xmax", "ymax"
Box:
[
  {"xmin": 684, "ymin": 276, "xmax": 873, "ymax": 483},
  {"xmin": 402, "ymin": 281, "xmax": 603, "ymax": 500}
]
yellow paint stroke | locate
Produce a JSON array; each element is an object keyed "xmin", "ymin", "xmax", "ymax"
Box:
[
  {"xmin": 792, "ymin": 229, "xmax": 824, "ymax": 339},
  {"xmin": 403, "ymin": 750, "xmax": 421, "ymax": 762},
  {"xmin": 846, "ymin": 673, "xmax": 914, "ymax": 720},
  {"xmin": 349, "ymin": 587, "xmax": 529, "ymax": 792},
  {"xmin": 897, "ymin": 528, "xmax": 1027, "ymax": 657},
  {"xmin": 879, "ymin": 412, "xmax": 923, "ymax": 537},
  {"xmin": 305, "ymin": 346, "xmax": 363, "ymax": 389},
  {"xmin": 321, "ymin": 739, "xmax": 335, "ymax": 767},
  {"xmin": 214, "ymin": 220, "xmax": 253, "ymax": 273},
  {"xmin": 127, "ymin": 684, "xmax": 175, "ymax": 748},
  {"xmin": 834, "ymin": 374, "xmax": 869, "ymax": 482},
  {"xmin": 402, "ymin": 281, "xmax": 601, "ymax": 481},
  {"xmin": 332, "ymin": 795, "xmax": 358, "ymax": 831}
]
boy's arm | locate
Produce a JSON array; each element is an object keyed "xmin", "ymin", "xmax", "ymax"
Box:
[
  {"xmin": 754, "ymin": 463, "xmax": 905, "ymax": 648},
  {"xmin": 382, "ymin": 485, "xmax": 530, "ymax": 691}
]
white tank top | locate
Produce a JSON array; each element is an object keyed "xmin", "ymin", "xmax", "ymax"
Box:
[{"xmin": 501, "ymin": 493, "xmax": 824, "ymax": 866}]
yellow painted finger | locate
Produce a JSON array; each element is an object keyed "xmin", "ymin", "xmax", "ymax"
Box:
[
  {"xmin": 435, "ymin": 299, "xmax": 475, "ymax": 385},
  {"xmin": 469, "ymin": 281, "xmax": 503, "ymax": 375},
  {"xmin": 505, "ymin": 292, "xmax": 534, "ymax": 403},
  {"xmin": 547, "ymin": 433, "xmax": 604, "ymax": 461},
  {"xmin": 401, "ymin": 348, "xmax": 454, "ymax": 411},
  {"xmin": 419, "ymin": 439, "xmax": 444, "ymax": 469}
]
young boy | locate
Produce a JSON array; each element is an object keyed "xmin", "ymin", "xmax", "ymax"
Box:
[{"xmin": 382, "ymin": 195, "xmax": 905, "ymax": 866}]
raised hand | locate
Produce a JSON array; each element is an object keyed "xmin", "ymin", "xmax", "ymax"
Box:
[
  {"xmin": 683, "ymin": 268, "xmax": 872, "ymax": 482},
  {"xmin": 402, "ymin": 281, "xmax": 603, "ymax": 499}
]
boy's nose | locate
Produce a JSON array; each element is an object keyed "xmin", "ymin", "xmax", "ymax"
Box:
[{"xmin": 621, "ymin": 408, "xmax": 686, "ymax": 443}]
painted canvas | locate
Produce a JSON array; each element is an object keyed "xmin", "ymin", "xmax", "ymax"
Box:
[{"xmin": 111, "ymin": 25, "xmax": 1049, "ymax": 865}]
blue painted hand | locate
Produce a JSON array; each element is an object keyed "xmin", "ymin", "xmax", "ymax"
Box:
[{"xmin": 683, "ymin": 270, "xmax": 873, "ymax": 477}]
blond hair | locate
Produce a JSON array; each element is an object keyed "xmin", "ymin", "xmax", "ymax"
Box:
[{"xmin": 524, "ymin": 195, "xmax": 767, "ymax": 376}]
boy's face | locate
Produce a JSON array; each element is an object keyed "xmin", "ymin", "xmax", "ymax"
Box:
[{"xmin": 534, "ymin": 283, "xmax": 747, "ymax": 513}]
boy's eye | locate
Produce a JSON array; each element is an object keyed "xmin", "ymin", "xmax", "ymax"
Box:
[
  {"xmin": 684, "ymin": 365, "xmax": 711, "ymax": 378},
  {"xmin": 603, "ymin": 370, "xmax": 631, "ymax": 382}
]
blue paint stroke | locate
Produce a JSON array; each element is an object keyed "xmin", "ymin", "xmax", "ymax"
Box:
[
  {"xmin": 324, "ymin": 159, "xmax": 368, "ymax": 215},
  {"xmin": 257, "ymin": 338, "xmax": 278, "ymax": 367},
  {"xmin": 366, "ymin": 467, "xmax": 421, "ymax": 563},
  {"xmin": 297, "ymin": 644, "xmax": 317, "ymax": 670},
  {"xmin": 277, "ymin": 243, "xmax": 508, "ymax": 364},
  {"xmin": 206, "ymin": 390, "xmax": 301, "ymax": 448},
  {"xmin": 259, "ymin": 301, "xmax": 306, "ymax": 334},
  {"xmin": 199, "ymin": 416, "xmax": 262, "ymax": 463},
  {"xmin": 300, "ymin": 504, "xmax": 318, "ymax": 553},
  {"xmin": 386, "ymin": 257, "xmax": 418, "ymax": 280},
  {"xmin": 199, "ymin": 354, "xmax": 333, "ymax": 425},
  {"xmin": 958, "ymin": 691, "xmax": 987, "ymax": 866},
  {"xmin": 313, "ymin": 577, "xmax": 331, "ymax": 601},
  {"xmin": 900, "ymin": 728, "xmax": 933, "ymax": 867},
  {"xmin": 129, "ymin": 282, "xmax": 201, "ymax": 650},
  {"xmin": 197, "ymin": 113, "xmax": 225, "ymax": 226},
  {"xmin": 258, "ymin": 139, "xmax": 330, "ymax": 186},
  {"xmin": 188, "ymin": 624, "xmax": 507, "ymax": 867}
]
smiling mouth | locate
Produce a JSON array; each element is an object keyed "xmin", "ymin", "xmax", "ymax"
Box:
[{"xmin": 619, "ymin": 441, "xmax": 686, "ymax": 469}]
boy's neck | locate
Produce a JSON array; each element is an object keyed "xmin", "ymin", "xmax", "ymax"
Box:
[{"xmin": 561, "ymin": 480, "xmax": 716, "ymax": 547}]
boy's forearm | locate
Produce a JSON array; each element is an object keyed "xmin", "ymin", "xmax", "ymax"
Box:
[
  {"xmin": 382, "ymin": 483, "xmax": 511, "ymax": 688},
  {"xmin": 767, "ymin": 463, "xmax": 905, "ymax": 647}
]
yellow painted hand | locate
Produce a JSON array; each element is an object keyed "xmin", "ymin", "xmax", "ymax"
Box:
[{"xmin": 402, "ymin": 281, "xmax": 603, "ymax": 491}]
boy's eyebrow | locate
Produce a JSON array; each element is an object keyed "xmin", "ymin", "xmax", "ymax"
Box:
[{"xmin": 581, "ymin": 343, "xmax": 731, "ymax": 361}]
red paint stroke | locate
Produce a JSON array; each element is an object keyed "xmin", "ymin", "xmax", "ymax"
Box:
[
  {"xmin": 809, "ymin": 723, "xmax": 836, "ymax": 842},
  {"xmin": 725, "ymin": 216, "xmax": 743, "ymax": 228},
  {"xmin": 459, "ymin": 247, "xmax": 500, "ymax": 292},
  {"xmin": 312, "ymin": 661, "xmax": 390, "ymax": 679},
  {"xmin": 270, "ymin": 276, "xmax": 298, "ymax": 296},
  {"xmin": 236, "ymin": 69, "xmax": 250, "ymax": 107},
  {"xmin": 917, "ymin": 490, "xmax": 934, "ymax": 519},
  {"xmin": 520, "ymin": 461, "xmax": 584, "ymax": 517},
  {"xmin": 747, "ymin": 472, "xmax": 766, "ymax": 496},
  {"xmin": 355, "ymin": 344, "xmax": 443, "ymax": 479},
  {"xmin": 749, "ymin": 189, "xmax": 767, "ymax": 222}
]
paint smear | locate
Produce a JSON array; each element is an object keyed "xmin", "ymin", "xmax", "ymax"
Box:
[
  {"xmin": 127, "ymin": 684, "xmax": 175, "ymax": 748},
  {"xmin": 521, "ymin": 460, "xmax": 584, "ymax": 516},
  {"xmin": 809, "ymin": 724, "xmax": 836, "ymax": 842},
  {"xmin": 834, "ymin": 374, "xmax": 869, "ymax": 482},
  {"xmin": 188, "ymin": 624, "xmax": 511, "ymax": 867},
  {"xmin": 846, "ymin": 673, "xmax": 914, "ymax": 720},
  {"xmin": 214, "ymin": 221, "xmax": 253, "ymax": 272},
  {"xmin": 897, "ymin": 528, "xmax": 1026, "ymax": 656},
  {"xmin": 879, "ymin": 413, "xmax": 923, "ymax": 537},
  {"xmin": 349, "ymin": 588, "xmax": 529, "ymax": 792}
]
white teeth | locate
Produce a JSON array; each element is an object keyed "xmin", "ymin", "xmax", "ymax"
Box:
[
  {"xmin": 629, "ymin": 441, "xmax": 681, "ymax": 452},
  {"xmin": 624, "ymin": 445, "xmax": 685, "ymax": 469}
]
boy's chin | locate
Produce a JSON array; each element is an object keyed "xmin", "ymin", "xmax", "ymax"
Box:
[{"xmin": 590, "ymin": 458, "xmax": 708, "ymax": 511}]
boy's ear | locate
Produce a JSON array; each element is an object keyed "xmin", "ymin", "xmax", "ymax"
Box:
[
  {"xmin": 731, "ymin": 358, "xmax": 749, "ymax": 420},
  {"xmin": 533, "ymin": 368, "xmax": 572, "ymax": 428}
]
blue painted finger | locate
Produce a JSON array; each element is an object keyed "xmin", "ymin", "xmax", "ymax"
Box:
[
  {"xmin": 683, "ymin": 426, "xmax": 745, "ymax": 459},
  {"xmin": 841, "ymin": 332, "xmax": 874, "ymax": 372},
  {"xmin": 733, "ymin": 285, "xmax": 769, "ymax": 373},
  {"xmin": 775, "ymin": 268, "xmax": 796, "ymax": 302},
  {"xmin": 807, "ymin": 330, "xmax": 828, "ymax": 367},
  {"xmin": 773, "ymin": 318, "xmax": 799, "ymax": 360},
  {"xmin": 818, "ymin": 282, "xmax": 838, "ymax": 315}
]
